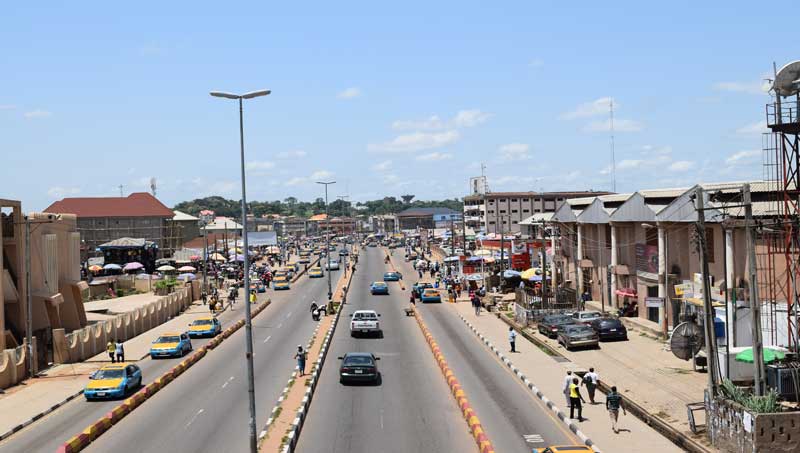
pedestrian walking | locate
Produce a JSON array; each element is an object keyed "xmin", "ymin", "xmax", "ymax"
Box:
[
  {"xmin": 295, "ymin": 345, "xmax": 307, "ymax": 376},
  {"xmin": 569, "ymin": 377, "xmax": 586, "ymax": 421},
  {"xmin": 418, "ymin": 269, "xmax": 423, "ymax": 278},
  {"xmin": 581, "ymin": 290, "xmax": 591, "ymax": 310},
  {"xmin": 409, "ymin": 293, "xmax": 416, "ymax": 306},
  {"xmin": 508, "ymin": 326, "xmax": 517, "ymax": 353},
  {"xmin": 249, "ymin": 289, "xmax": 257, "ymax": 304},
  {"xmin": 115, "ymin": 339, "xmax": 125, "ymax": 363},
  {"xmin": 583, "ymin": 367, "xmax": 599, "ymax": 404},
  {"xmin": 606, "ymin": 385, "xmax": 626, "ymax": 433},
  {"xmin": 563, "ymin": 371, "xmax": 573, "ymax": 407},
  {"xmin": 471, "ymin": 294, "xmax": 481, "ymax": 316},
  {"xmin": 107, "ymin": 341, "xmax": 116, "ymax": 363}
]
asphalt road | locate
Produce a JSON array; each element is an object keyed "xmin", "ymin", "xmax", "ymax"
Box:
[
  {"xmin": 0, "ymin": 256, "xmax": 329, "ymax": 453},
  {"xmin": 294, "ymin": 247, "xmax": 476, "ymax": 453},
  {"xmin": 395, "ymin": 254, "xmax": 581, "ymax": 452},
  {"xmin": 84, "ymin": 264, "xmax": 335, "ymax": 453}
]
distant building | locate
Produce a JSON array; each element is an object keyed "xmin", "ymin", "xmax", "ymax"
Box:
[
  {"xmin": 170, "ymin": 210, "xmax": 200, "ymax": 246},
  {"xmin": 371, "ymin": 215, "xmax": 397, "ymax": 234},
  {"xmin": 463, "ymin": 191, "xmax": 611, "ymax": 235},
  {"xmin": 44, "ymin": 192, "xmax": 179, "ymax": 260},
  {"xmin": 396, "ymin": 207, "xmax": 462, "ymax": 230},
  {"xmin": 274, "ymin": 216, "xmax": 312, "ymax": 238}
]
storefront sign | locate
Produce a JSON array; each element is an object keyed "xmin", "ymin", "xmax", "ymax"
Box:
[
  {"xmin": 511, "ymin": 253, "xmax": 531, "ymax": 270},
  {"xmin": 645, "ymin": 297, "xmax": 664, "ymax": 308},
  {"xmin": 635, "ymin": 243, "xmax": 659, "ymax": 274}
]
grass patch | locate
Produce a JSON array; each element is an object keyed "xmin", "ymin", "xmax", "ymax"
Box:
[
  {"xmin": 503, "ymin": 312, "xmax": 514, "ymax": 319},
  {"xmin": 273, "ymin": 406, "xmax": 283, "ymax": 418}
]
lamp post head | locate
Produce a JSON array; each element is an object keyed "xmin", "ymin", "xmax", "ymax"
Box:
[{"xmin": 210, "ymin": 90, "xmax": 271, "ymax": 100}]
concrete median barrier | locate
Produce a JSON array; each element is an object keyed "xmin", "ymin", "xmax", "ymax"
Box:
[
  {"xmin": 413, "ymin": 308, "xmax": 495, "ymax": 453},
  {"xmin": 56, "ymin": 299, "xmax": 272, "ymax": 452}
]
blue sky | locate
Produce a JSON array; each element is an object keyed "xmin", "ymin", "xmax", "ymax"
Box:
[{"xmin": 0, "ymin": 1, "xmax": 791, "ymax": 210}]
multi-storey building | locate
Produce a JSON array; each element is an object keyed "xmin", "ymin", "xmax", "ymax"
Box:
[{"xmin": 464, "ymin": 191, "xmax": 609, "ymax": 235}]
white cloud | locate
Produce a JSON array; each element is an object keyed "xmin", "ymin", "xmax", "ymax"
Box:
[
  {"xmin": 276, "ymin": 150, "xmax": 307, "ymax": 159},
  {"xmin": 285, "ymin": 177, "xmax": 306, "ymax": 186},
  {"xmin": 24, "ymin": 110, "xmax": 52, "ymax": 119},
  {"xmin": 668, "ymin": 160, "xmax": 695, "ymax": 172},
  {"xmin": 725, "ymin": 150, "xmax": 760, "ymax": 166},
  {"xmin": 367, "ymin": 130, "xmax": 460, "ymax": 153},
  {"xmin": 499, "ymin": 143, "xmax": 531, "ymax": 161},
  {"xmin": 337, "ymin": 87, "xmax": 361, "ymax": 99},
  {"xmin": 618, "ymin": 159, "xmax": 645, "ymax": 170},
  {"xmin": 391, "ymin": 109, "xmax": 490, "ymax": 131},
  {"xmin": 528, "ymin": 58, "xmax": 544, "ymax": 68},
  {"xmin": 245, "ymin": 161, "xmax": 275, "ymax": 170},
  {"xmin": 416, "ymin": 152, "xmax": 453, "ymax": 161},
  {"xmin": 713, "ymin": 80, "xmax": 770, "ymax": 95},
  {"xmin": 372, "ymin": 160, "xmax": 392, "ymax": 171},
  {"xmin": 47, "ymin": 186, "xmax": 80, "ymax": 198},
  {"xmin": 560, "ymin": 97, "xmax": 614, "ymax": 120},
  {"xmin": 584, "ymin": 118, "xmax": 643, "ymax": 132},
  {"xmin": 310, "ymin": 170, "xmax": 334, "ymax": 180},
  {"xmin": 736, "ymin": 120, "xmax": 768, "ymax": 135},
  {"xmin": 0, "ymin": 104, "xmax": 15, "ymax": 110}
]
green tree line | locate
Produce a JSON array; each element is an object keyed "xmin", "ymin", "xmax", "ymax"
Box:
[{"xmin": 174, "ymin": 195, "xmax": 463, "ymax": 219}]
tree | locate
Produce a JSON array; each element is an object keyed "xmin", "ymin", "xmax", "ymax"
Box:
[{"xmin": 401, "ymin": 194, "xmax": 415, "ymax": 204}]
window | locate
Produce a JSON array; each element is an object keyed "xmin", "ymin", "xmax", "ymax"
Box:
[
  {"xmin": 646, "ymin": 228, "xmax": 658, "ymax": 246},
  {"xmin": 489, "ymin": 221, "xmax": 496, "ymax": 225},
  {"xmin": 605, "ymin": 226, "xmax": 611, "ymax": 249},
  {"xmin": 511, "ymin": 209, "xmax": 518, "ymax": 213},
  {"xmin": 522, "ymin": 198, "xmax": 529, "ymax": 203},
  {"xmin": 511, "ymin": 198, "xmax": 517, "ymax": 202},
  {"xmin": 522, "ymin": 209, "xmax": 530, "ymax": 213},
  {"xmin": 535, "ymin": 208, "xmax": 541, "ymax": 213},
  {"xmin": 512, "ymin": 220, "xmax": 518, "ymax": 224},
  {"xmin": 500, "ymin": 198, "xmax": 507, "ymax": 203},
  {"xmin": 499, "ymin": 210, "xmax": 506, "ymax": 214},
  {"xmin": 706, "ymin": 227, "xmax": 715, "ymax": 263}
]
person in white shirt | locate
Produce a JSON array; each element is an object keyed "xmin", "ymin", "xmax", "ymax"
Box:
[
  {"xmin": 563, "ymin": 371, "xmax": 574, "ymax": 407},
  {"xmin": 583, "ymin": 367, "xmax": 599, "ymax": 404}
]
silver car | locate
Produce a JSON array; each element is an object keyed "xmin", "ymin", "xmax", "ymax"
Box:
[{"xmin": 557, "ymin": 324, "xmax": 600, "ymax": 350}]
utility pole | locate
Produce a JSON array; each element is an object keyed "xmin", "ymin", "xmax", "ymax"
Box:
[
  {"xmin": 499, "ymin": 214, "xmax": 505, "ymax": 274},
  {"xmin": 695, "ymin": 187, "xmax": 718, "ymax": 398},
  {"xmin": 201, "ymin": 220, "xmax": 208, "ymax": 304},
  {"xmin": 743, "ymin": 184, "xmax": 765, "ymax": 395},
  {"xmin": 540, "ymin": 220, "xmax": 548, "ymax": 300},
  {"xmin": 318, "ymin": 181, "xmax": 336, "ymax": 301}
]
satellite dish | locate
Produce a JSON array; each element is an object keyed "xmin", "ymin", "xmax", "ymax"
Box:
[
  {"xmin": 670, "ymin": 321, "xmax": 704, "ymax": 361},
  {"xmin": 773, "ymin": 61, "xmax": 800, "ymax": 97}
]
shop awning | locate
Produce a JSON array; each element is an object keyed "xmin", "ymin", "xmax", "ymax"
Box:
[
  {"xmin": 615, "ymin": 288, "xmax": 637, "ymax": 297},
  {"xmin": 683, "ymin": 297, "xmax": 725, "ymax": 308}
]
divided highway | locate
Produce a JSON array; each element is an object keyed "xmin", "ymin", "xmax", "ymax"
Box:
[{"xmin": 295, "ymin": 247, "xmax": 476, "ymax": 453}]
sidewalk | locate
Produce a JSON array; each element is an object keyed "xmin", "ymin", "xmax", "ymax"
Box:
[
  {"xmin": 450, "ymin": 301, "xmax": 686, "ymax": 453},
  {"xmin": 0, "ymin": 298, "xmax": 236, "ymax": 439}
]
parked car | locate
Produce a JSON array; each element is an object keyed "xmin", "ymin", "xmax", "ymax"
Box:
[
  {"xmin": 250, "ymin": 281, "xmax": 266, "ymax": 293},
  {"xmin": 308, "ymin": 267, "xmax": 324, "ymax": 278},
  {"xmin": 84, "ymin": 363, "xmax": 142, "ymax": 400},
  {"xmin": 338, "ymin": 352, "xmax": 381, "ymax": 384},
  {"xmin": 325, "ymin": 259, "xmax": 340, "ymax": 271},
  {"xmin": 572, "ymin": 310, "xmax": 603, "ymax": 325},
  {"xmin": 383, "ymin": 272, "xmax": 402, "ymax": 281},
  {"xmin": 538, "ymin": 314, "xmax": 575, "ymax": 338},
  {"xmin": 350, "ymin": 310, "xmax": 382, "ymax": 337},
  {"xmin": 420, "ymin": 289, "xmax": 442, "ymax": 303},
  {"xmin": 339, "ymin": 249, "xmax": 349, "ymax": 256},
  {"xmin": 187, "ymin": 316, "xmax": 222, "ymax": 338},
  {"xmin": 412, "ymin": 282, "xmax": 433, "ymax": 294},
  {"xmin": 590, "ymin": 317, "xmax": 628, "ymax": 341},
  {"xmin": 150, "ymin": 332, "xmax": 193, "ymax": 358},
  {"xmin": 370, "ymin": 281, "xmax": 389, "ymax": 295},
  {"xmin": 557, "ymin": 324, "xmax": 600, "ymax": 350}
]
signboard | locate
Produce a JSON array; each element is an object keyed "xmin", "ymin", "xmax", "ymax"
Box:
[
  {"xmin": 674, "ymin": 283, "xmax": 692, "ymax": 296},
  {"xmin": 469, "ymin": 176, "xmax": 487, "ymax": 195},
  {"xmin": 635, "ymin": 243, "xmax": 658, "ymax": 274},
  {"xmin": 511, "ymin": 253, "xmax": 531, "ymax": 270},
  {"xmin": 645, "ymin": 297, "xmax": 664, "ymax": 308},
  {"xmin": 87, "ymin": 257, "xmax": 105, "ymax": 266}
]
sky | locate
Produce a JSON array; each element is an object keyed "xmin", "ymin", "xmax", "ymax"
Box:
[{"xmin": 1, "ymin": 1, "xmax": 793, "ymax": 211}]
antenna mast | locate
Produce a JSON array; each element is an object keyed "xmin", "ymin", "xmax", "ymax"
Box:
[
  {"xmin": 118, "ymin": 185, "xmax": 124, "ymax": 197},
  {"xmin": 610, "ymin": 98, "xmax": 617, "ymax": 192}
]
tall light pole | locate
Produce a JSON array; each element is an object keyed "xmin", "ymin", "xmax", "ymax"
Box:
[
  {"xmin": 317, "ymin": 181, "xmax": 336, "ymax": 301},
  {"xmin": 210, "ymin": 88, "xmax": 270, "ymax": 453}
]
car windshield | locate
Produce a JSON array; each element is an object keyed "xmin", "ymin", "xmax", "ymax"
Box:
[
  {"xmin": 423, "ymin": 290, "xmax": 438, "ymax": 296},
  {"xmin": 156, "ymin": 336, "xmax": 181, "ymax": 343},
  {"xmin": 579, "ymin": 312, "xmax": 600, "ymax": 319},
  {"xmin": 373, "ymin": 283, "xmax": 386, "ymax": 287},
  {"xmin": 354, "ymin": 313, "xmax": 377, "ymax": 320},
  {"xmin": 93, "ymin": 369, "xmax": 124, "ymax": 379},
  {"xmin": 191, "ymin": 320, "xmax": 213, "ymax": 326},
  {"xmin": 568, "ymin": 326, "xmax": 595, "ymax": 335},
  {"xmin": 343, "ymin": 356, "xmax": 374, "ymax": 366}
]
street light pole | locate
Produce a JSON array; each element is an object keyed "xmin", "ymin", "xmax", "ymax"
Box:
[
  {"xmin": 317, "ymin": 181, "xmax": 336, "ymax": 301},
  {"xmin": 210, "ymin": 88, "xmax": 270, "ymax": 453}
]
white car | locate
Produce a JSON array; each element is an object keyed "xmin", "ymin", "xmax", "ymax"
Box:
[
  {"xmin": 350, "ymin": 310, "xmax": 382, "ymax": 337},
  {"xmin": 572, "ymin": 310, "xmax": 603, "ymax": 325},
  {"xmin": 325, "ymin": 259, "xmax": 340, "ymax": 271}
]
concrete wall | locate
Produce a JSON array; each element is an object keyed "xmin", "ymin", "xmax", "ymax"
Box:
[{"xmin": 710, "ymin": 396, "xmax": 800, "ymax": 453}]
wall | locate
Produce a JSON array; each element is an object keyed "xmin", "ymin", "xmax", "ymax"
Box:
[{"xmin": 709, "ymin": 396, "xmax": 800, "ymax": 453}]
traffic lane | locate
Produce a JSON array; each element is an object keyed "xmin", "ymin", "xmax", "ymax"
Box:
[
  {"xmin": 85, "ymin": 270, "xmax": 332, "ymax": 453},
  {"xmin": 394, "ymin": 258, "xmax": 580, "ymax": 451},
  {"xmin": 295, "ymin": 247, "xmax": 476, "ymax": 453},
  {"xmin": 0, "ymin": 298, "xmax": 248, "ymax": 453}
]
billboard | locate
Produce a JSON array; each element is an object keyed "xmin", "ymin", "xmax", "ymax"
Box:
[{"xmin": 469, "ymin": 176, "xmax": 487, "ymax": 195}]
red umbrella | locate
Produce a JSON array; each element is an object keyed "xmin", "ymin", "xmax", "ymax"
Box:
[{"xmin": 190, "ymin": 255, "xmax": 201, "ymax": 260}]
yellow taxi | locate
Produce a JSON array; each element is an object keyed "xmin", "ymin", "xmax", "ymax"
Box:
[
  {"xmin": 308, "ymin": 266, "xmax": 324, "ymax": 278},
  {"xmin": 84, "ymin": 363, "xmax": 142, "ymax": 400},
  {"xmin": 273, "ymin": 276, "xmax": 291, "ymax": 290},
  {"xmin": 187, "ymin": 316, "xmax": 222, "ymax": 338},
  {"xmin": 149, "ymin": 332, "xmax": 193, "ymax": 359},
  {"xmin": 533, "ymin": 447, "xmax": 594, "ymax": 453}
]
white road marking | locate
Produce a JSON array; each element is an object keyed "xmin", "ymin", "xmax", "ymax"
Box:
[
  {"xmin": 222, "ymin": 381, "xmax": 229, "ymax": 389},
  {"xmin": 277, "ymin": 323, "xmax": 283, "ymax": 329},
  {"xmin": 380, "ymin": 409, "xmax": 385, "ymax": 430},
  {"xmin": 523, "ymin": 434, "xmax": 544, "ymax": 443},
  {"xmin": 185, "ymin": 409, "xmax": 204, "ymax": 428},
  {"xmin": 286, "ymin": 311, "xmax": 293, "ymax": 319},
  {"xmin": 263, "ymin": 335, "xmax": 272, "ymax": 344}
]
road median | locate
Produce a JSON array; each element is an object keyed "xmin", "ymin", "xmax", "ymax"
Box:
[
  {"xmin": 413, "ymin": 307, "xmax": 495, "ymax": 453},
  {"xmin": 56, "ymin": 298, "xmax": 273, "ymax": 453}
]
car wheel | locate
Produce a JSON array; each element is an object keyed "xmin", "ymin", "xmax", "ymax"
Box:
[{"xmin": 378, "ymin": 331, "xmax": 384, "ymax": 339}]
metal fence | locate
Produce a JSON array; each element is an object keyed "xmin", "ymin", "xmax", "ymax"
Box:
[{"xmin": 514, "ymin": 288, "xmax": 580, "ymax": 325}]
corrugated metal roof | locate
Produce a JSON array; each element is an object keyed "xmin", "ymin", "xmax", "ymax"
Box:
[
  {"xmin": 45, "ymin": 193, "xmax": 174, "ymax": 218},
  {"xmin": 172, "ymin": 210, "xmax": 199, "ymax": 221},
  {"xmin": 519, "ymin": 212, "xmax": 554, "ymax": 225}
]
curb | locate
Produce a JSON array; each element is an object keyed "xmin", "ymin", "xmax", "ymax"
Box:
[
  {"xmin": 414, "ymin": 308, "xmax": 495, "ymax": 453},
  {"xmin": 0, "ymin": 388, "xmax": 85, "ymax": 442},
  {"xmin": 279, "ymin": 261, "xmax": 355, "ymax": 453},
  {"xmin": 291, "ymin": 257, "xmax": 321, "ymax": 284},
  {"xmin": 55, "ymin": 298, "xmax": 273, "ymax": 453},
  {"xmin": 459, "ymin": 314, "xmax": 601, "ymax": 452},
  {"xmin": 496, "ymin": 314, "xmax": 711, "ymax": 453}
]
